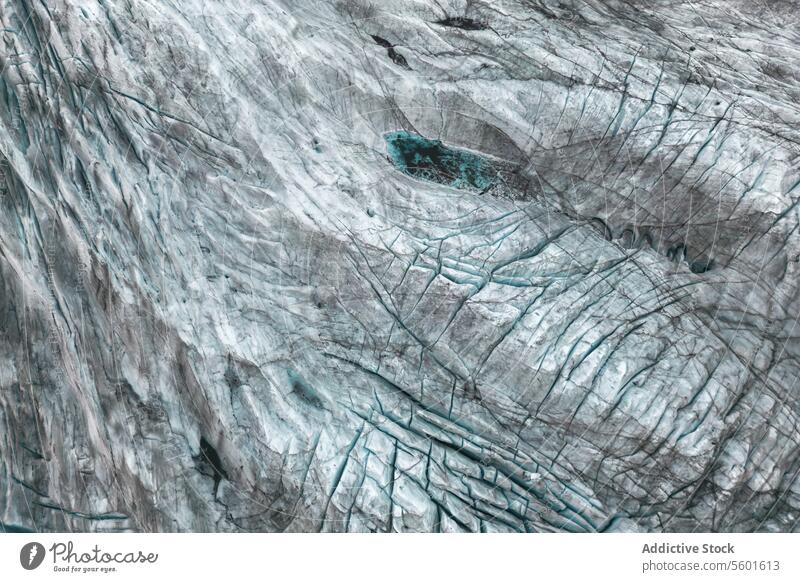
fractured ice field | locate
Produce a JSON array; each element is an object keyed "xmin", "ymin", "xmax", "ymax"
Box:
[{"xmin": 1, "ymin": 0, "xmax": 800, "ymax": 533}]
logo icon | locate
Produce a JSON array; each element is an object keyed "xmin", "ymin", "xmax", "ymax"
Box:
[{"xmin": 20, "ymin": 542, "xmax": 46, "ymax": 570}]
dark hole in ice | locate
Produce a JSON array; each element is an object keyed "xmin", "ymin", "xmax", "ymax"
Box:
[
  {"xmin": 196, "ymin": 437, "xmax": 229, "ymax": 498},
  {"xmin": 435, "ymin": 17, "xmax": 487, "ymax": 30},
  {"xmin": 606, "ymin": 222, "xmax": 714, "ymax": 273},
  {"xmin": 370, "ymin": 34, "xmax": 393, "ymax": 48},
  {"xmin": 387, "ymin": 47, "xmax": 411, "ymax": 69},
  {"xmin": 370, "ymin": 35, "xmax": 411, "ymax": 69},
  {"xmin": 689, "ymin": 258, "xmax": 714, "ymax": 273},
  {"xmin": 385, "ymin": 130, "xmax": 498, "ymax": 192},
  {"xmin": 288, "ymin": 370, "xmax": 324, "ymax": 408}
]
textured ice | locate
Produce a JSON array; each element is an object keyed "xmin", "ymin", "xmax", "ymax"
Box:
[{"xmin": 1, "ymin": 0, "xmax": 800, "ymax": 533}]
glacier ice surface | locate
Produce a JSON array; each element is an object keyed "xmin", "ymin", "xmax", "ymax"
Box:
[{"xmin": 1, "ymin": 0, "xmax": 800, "ymax": 533}]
